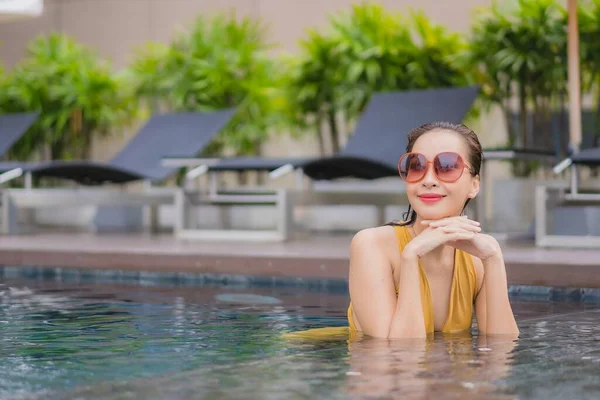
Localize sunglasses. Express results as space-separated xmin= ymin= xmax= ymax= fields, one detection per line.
xmin=398 ymin=152 xmax=474 ymax=183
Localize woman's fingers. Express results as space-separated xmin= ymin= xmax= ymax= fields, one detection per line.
xmin=424 ymin=219 xmax=481 ymax=232
xmin=450 ymin=231 xmax=476 ymax=241
xmin=422 ymin=216 xmax=480 ymax=228
xmin=440 ymin=226 xmax=478 ymax=237
xmin=430 ymin=216 xmax=479 ymax=226
xmin=446 ymin=222 xmax=481 ymax=232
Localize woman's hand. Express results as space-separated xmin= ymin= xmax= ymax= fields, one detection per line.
xmin=422 ymin=217 xmax=501 ymax=261
xmin=418 ymin=217 xmax=518 ymax=336
xmin=402 ymin=216 xmax=482 ymax=259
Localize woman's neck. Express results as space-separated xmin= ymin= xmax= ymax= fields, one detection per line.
xmin=411 ymin=215 xmax=426 ymax=236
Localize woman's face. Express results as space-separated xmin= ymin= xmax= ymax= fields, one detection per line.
xmin=404 ymin=129 xmax=480 ymax=221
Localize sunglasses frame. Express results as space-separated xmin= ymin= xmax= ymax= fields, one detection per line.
xmin=397 ymin=151 xmax=475 ymax=183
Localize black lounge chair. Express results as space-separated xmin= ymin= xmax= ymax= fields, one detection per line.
xmin=0 ymin=109 xmax=235 ymax=186
xmin=171 ymin=87 xmax=480 ymax=242
xmin=200 ymin=86 xmax=480 ymax=182
xmin=568 ymin=146 xmax=600 ymax=166
xmin=0 ymin=109 xmax=236 ymax=235
xmin=535 ymin=143 xmax=600 ymax=248
xmin=0 ymin=112 xmax=37 ymax=155
xmin=0 ymin=113 xmax=39 ymax=182
xmin=0 ymin=112 xmax=38 ymax=157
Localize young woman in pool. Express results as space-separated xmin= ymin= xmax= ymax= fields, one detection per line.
xmin=347 ymin=121 xmax=519 ymax=338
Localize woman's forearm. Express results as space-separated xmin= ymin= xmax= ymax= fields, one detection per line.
xmin=483 ymin=253 xmax=519 ymax=335
xmin=388 ymin=253 xmax=427 ymax=338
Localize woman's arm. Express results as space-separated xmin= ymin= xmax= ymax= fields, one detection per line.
xmin=389 ymin=251 xmax=427 ymax=338
xmin=475 ymin=251 xmax=519 ymax=336
xmin=348 ymin=228 xmax=426 ymax=339
xmin=419 ymin=218 xmax=518 ymax=336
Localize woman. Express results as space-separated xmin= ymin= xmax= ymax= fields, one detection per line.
xmin=348 ymin=121 xmax=519 ymax=338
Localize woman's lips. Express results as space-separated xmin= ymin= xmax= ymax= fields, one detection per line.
xmin=418 ymin=194 xmax=445 ymax=204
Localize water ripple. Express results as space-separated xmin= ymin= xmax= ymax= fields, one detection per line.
xmin=0 ymin=278 xmax=598 ymax=399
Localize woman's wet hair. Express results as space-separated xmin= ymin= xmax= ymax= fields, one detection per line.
xmin=388 ymin=121 xmax=483 ymax=227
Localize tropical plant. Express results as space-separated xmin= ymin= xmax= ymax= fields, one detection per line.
xmin=466 ymin=0 xmax=567 ymax=175
xmin=289 ymin=3 xmax=469 ymax=154
xmin=126 ymin=42 xmax=170 ymax=113
xmin=128 ymin=13 xmax=288 ymax=157
xmin=409 ymin=11 xmax=470 ymax=89
xmin=286 ymin=31 xmax=347 ymax=154
xmin=330 ymin=4 xmax=416 ymax=121
xmin=0 ymin=34 xmax=136 ymax=161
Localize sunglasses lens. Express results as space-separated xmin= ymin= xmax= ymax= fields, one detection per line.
xmin=399 ymin=153 xmax=427 ymax=182
xmin=435 ymin=152 xmax=464 ymax=182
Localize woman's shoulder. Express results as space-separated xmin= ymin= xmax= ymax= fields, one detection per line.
xmin=349 ymin=225 xmax=400 ymax=260
xmin=351 ymin=225 xmax=396 ymax=245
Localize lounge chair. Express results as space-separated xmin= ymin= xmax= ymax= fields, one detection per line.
xmin=169 ymin=85 xmax=481 ymax=194
xmin=169 ymin=86 xmax=480 ymax=241
xmin=0 ymin=112 xmax=37 ymax=232
xmin=0 ymin=112 xmax=39 ymax=156
xmin=472 ymin=110 xmax=600 ymax=238
xmin=0 ymin=112 xmax=39 ymax=184
xmin=191 ymin=86 xmax=481 ymax=180
xmin=535 ymin=145 xmax=600 ymax=248
xmin=0 ymin=109 xmax=235 ymax=235
xmin=1 ymin=109 xmax=235 ymax=185
xmin=475 ymin=147 xmax=558 ymax=237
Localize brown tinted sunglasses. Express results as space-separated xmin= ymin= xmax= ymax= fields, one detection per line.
xmin=398 ymin=152 xmax=474 ymax=183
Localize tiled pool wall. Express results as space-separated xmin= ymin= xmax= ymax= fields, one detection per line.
xmin=2 ymin=265 xmax=600 ymax=303
xmin=0 ymin=265 xmax=350 ymax=294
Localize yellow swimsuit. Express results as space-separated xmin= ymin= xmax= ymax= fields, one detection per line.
xmin=349 ymin=225 xmax=478 ymax=334
xmin=286 ymin=225 xmax=478 ymax=340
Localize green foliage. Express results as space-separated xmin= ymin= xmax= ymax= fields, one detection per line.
xmin=409 ymin=11 xmax=470 ymax=88
xmin=0 ymin=34 xmax=136 ymax=161
xmin=285 ymin=31 xmax=346 ymax=154
xmin=468 ymin=0 xmax=566 ymax=104
xmin=466 ymin=0 xmax=568 ymax=175
xmin=288 ymin=3 xmax=469 ymax=154
xmin=127 ymin=42 xmax=171 ymax=108
xmin=128 ymin=13 xmax=288 ymax=156
xmin=7 ymin=1 xmax=600 ymax=175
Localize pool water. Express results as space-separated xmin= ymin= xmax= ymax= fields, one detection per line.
xmin=1 ymin=268 xmax=600 ymax=400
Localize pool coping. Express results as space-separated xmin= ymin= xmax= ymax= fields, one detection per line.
xmin=0 ymin=242 xmax=599 ymax=289
xmin=0 ymin=232 xmax=599 ymax=291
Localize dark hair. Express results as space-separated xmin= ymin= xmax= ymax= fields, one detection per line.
xmin=388 ymin=121 xmax=483 ymax=227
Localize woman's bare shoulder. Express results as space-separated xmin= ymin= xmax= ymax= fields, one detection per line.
xmin=351 ymin=225 xmax=396 ymax=245
xmin=350 ymin=225 xmax=398 ymax=261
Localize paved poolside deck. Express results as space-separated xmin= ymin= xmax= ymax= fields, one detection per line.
xmin=0 ymin=233 xmax=599 ymax=288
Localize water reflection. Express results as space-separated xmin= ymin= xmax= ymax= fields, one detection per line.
xmin=344 ymin=333 xmax=518 ymax=399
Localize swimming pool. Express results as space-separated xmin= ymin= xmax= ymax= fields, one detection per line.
xmin=1 ymin=266 xmax=599 ymax=400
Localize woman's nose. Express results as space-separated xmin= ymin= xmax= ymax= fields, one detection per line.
xmin=421 ymin=164 xmax=439 ymax=187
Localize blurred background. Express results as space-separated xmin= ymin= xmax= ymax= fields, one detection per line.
xmin=3 ymin=0 xmax=595 ymax=165
xmin=1 ymin=0 xmax=599 ymax=234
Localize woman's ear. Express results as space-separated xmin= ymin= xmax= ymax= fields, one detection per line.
xmin=468 ymin=175 xmax=480 ymax=199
